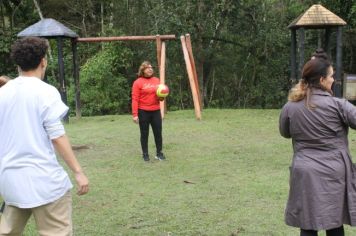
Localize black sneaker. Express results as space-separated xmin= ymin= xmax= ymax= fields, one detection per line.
xmin=155 ymin=152 xmax=166 ymax=161
xmin=143 ymin=153 xmax=150 ymax=162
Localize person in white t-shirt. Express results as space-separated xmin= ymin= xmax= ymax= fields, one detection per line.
xmin=0 ymin=75 xmax=10 ymax=87
xmin=0 ymin=37 xmax=89 ymax=236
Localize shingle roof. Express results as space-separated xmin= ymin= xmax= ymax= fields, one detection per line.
xmin=17 ymin=18 xmax=78 ymax=38
xmin=288 ymin=4 xmax=346 ymax=29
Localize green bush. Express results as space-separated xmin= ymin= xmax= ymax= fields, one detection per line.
xmin=77 ymin=43 xmax=133 ymax=116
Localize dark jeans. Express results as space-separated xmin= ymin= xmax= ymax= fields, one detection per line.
xmin=138 ymin=109 xmax=162 ymax=155
xmin=300 ymin=225 xmax=344 ymax=236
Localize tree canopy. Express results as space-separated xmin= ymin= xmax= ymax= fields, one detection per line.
xmin=1 ymin=0 xmax=356 ymax=115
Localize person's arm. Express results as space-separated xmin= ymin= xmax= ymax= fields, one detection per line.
xmin=132 ymin=80 xmax=140 ymax=123
xmin=279 ymin=104 xmax=291 ymax=138
xmin=338 ymin=98 xmax=356 ymax=130
xmin=52 ymin=135 xmax=89 ymax=195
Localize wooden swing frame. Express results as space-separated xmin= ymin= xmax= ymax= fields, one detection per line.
xmin=71 ymin=34 xmax=202 ymax=120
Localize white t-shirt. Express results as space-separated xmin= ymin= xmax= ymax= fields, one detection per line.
xmin=0 ymin=76 xmax=73 ymax=208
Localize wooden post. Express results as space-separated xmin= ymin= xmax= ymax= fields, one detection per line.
xmin=317 ymin=29 xmax=322 ymax=49
xmin=290 ymin=29 xmax=297 ymax=82
xmin=335 ymin=26 xmax=343 ymax=97
xmin=298 ymin=28 xmax=305 ymax=79
xmin=180 ymin=36 xmax=201 ymax=120
xmin=298 ymin=28 xmax=305 ymax=80
xmin=185 ymin=34 xmax=202 ymax=109
xmin=57 ymin=37 xmax=68 ymax=123
xmin=324 ymin=28 xmax=331 ymax=57
xmin=71 ymin=38 xmax=81 ymax=118
xmin=159 ymin=41 xmax=166 ymax=119
xmin=156 ymin=35 xmax=162 ymax=69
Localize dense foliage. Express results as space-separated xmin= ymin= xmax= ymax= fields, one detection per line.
xmin=77 ymin=42 xmax=133 ymax=116
xmin=1 ymin=0 xmax=356 ymax=115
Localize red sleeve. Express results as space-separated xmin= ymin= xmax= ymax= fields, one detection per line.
xmin=131 ymin=79 xmax=140 ymax=117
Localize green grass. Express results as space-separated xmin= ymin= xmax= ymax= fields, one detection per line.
xmin=21 ymin=109 xmax=356 ymax=235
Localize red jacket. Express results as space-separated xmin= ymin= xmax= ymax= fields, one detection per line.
xmin=131 ymin=76 xmax=160 ymax=117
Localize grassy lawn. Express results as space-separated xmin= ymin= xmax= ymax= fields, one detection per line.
xmin=22 ymin=109 xmax=356 ymax=235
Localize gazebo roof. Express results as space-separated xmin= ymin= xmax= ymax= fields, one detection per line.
xmin=288 ymin=4 xmax=346 ymax=29
xmin=17 ymin=18 xmax=78 ymax=38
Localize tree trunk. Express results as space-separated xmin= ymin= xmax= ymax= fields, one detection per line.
xmin=32 ymin=0 xmax=58 ymax=84
xmin=32 ymin=0 xmax=43 ymax=18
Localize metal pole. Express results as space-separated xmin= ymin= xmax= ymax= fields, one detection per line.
xmin=57 ymin=37 xmax=69 ymax=123
xmin=71 ymin=38 xmax=81 ymax=118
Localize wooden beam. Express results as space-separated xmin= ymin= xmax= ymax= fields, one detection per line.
xmin=290 ymin=29 xmax=297 ymax=82
xmin=324 ymin=28 xmax=331 ymax=57
xmin=335 ymin=26 xmax=343 ymax=98
xmin=156 ymin=35 xmax=162 ymax=69
xmin=180 ymin=36 xmax=202 ymax=120
xmin=76 ymin=35 xmax=176 ymax=42
xmin=159 ymin=42 xmax=167 ymax=119
xmin=185 ymin=34 xmax=202 ymax=109
xmin=298 ymin=28 xmax=305 ymax=80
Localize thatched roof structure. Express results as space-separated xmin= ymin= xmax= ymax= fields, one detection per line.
xmin=288 ymin=4 xmax=346 ymax=29
xmin=17 ymin=18 xmax=78 ymax=38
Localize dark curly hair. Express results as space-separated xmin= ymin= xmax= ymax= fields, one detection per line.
xmin=10 ymin=37 xmax=48 ymax=71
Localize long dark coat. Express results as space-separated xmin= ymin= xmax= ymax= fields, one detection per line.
xmin=279 ymin=89 xmax=356 ymax=230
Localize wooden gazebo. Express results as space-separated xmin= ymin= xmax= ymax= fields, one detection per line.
xmin=288 ymin=4 xmax=347 ymax=97
xmin=17 ymin=18 xmax=78 ymax=122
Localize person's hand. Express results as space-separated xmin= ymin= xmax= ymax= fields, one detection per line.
xmin=74 ymin=171 xmax=89 ymax=195
xmin=159 ymin=97 xmax=165 ymax=101
xmin=133 ymin=116 xmax=139 ymax=124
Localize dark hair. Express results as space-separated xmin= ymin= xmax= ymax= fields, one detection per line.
xmin=288 ymin=50 xmax=332 ymax=108
xmin=311 ymin=48 xmax=329 ymax=61
xmin=302 ymin=57 xmax=331 ymax=87
xmin=10 ymin=37 xmax=48 ymax=71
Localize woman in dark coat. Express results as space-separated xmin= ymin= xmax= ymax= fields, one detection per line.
xmin=279 ymin=50 xmax=356 ymax=236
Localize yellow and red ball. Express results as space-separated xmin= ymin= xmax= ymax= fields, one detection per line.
xmin=156 ymin=84 xmax=169 ymax=98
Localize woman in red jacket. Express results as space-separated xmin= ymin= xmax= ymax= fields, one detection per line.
xmin=131 ymin=61 xmax=166 ymax=162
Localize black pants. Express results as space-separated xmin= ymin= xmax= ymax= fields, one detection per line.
xmin=138 ymin=109 xmax=162 ymax=155
xmin=300 ymin=225 xmax=344 ymax=236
